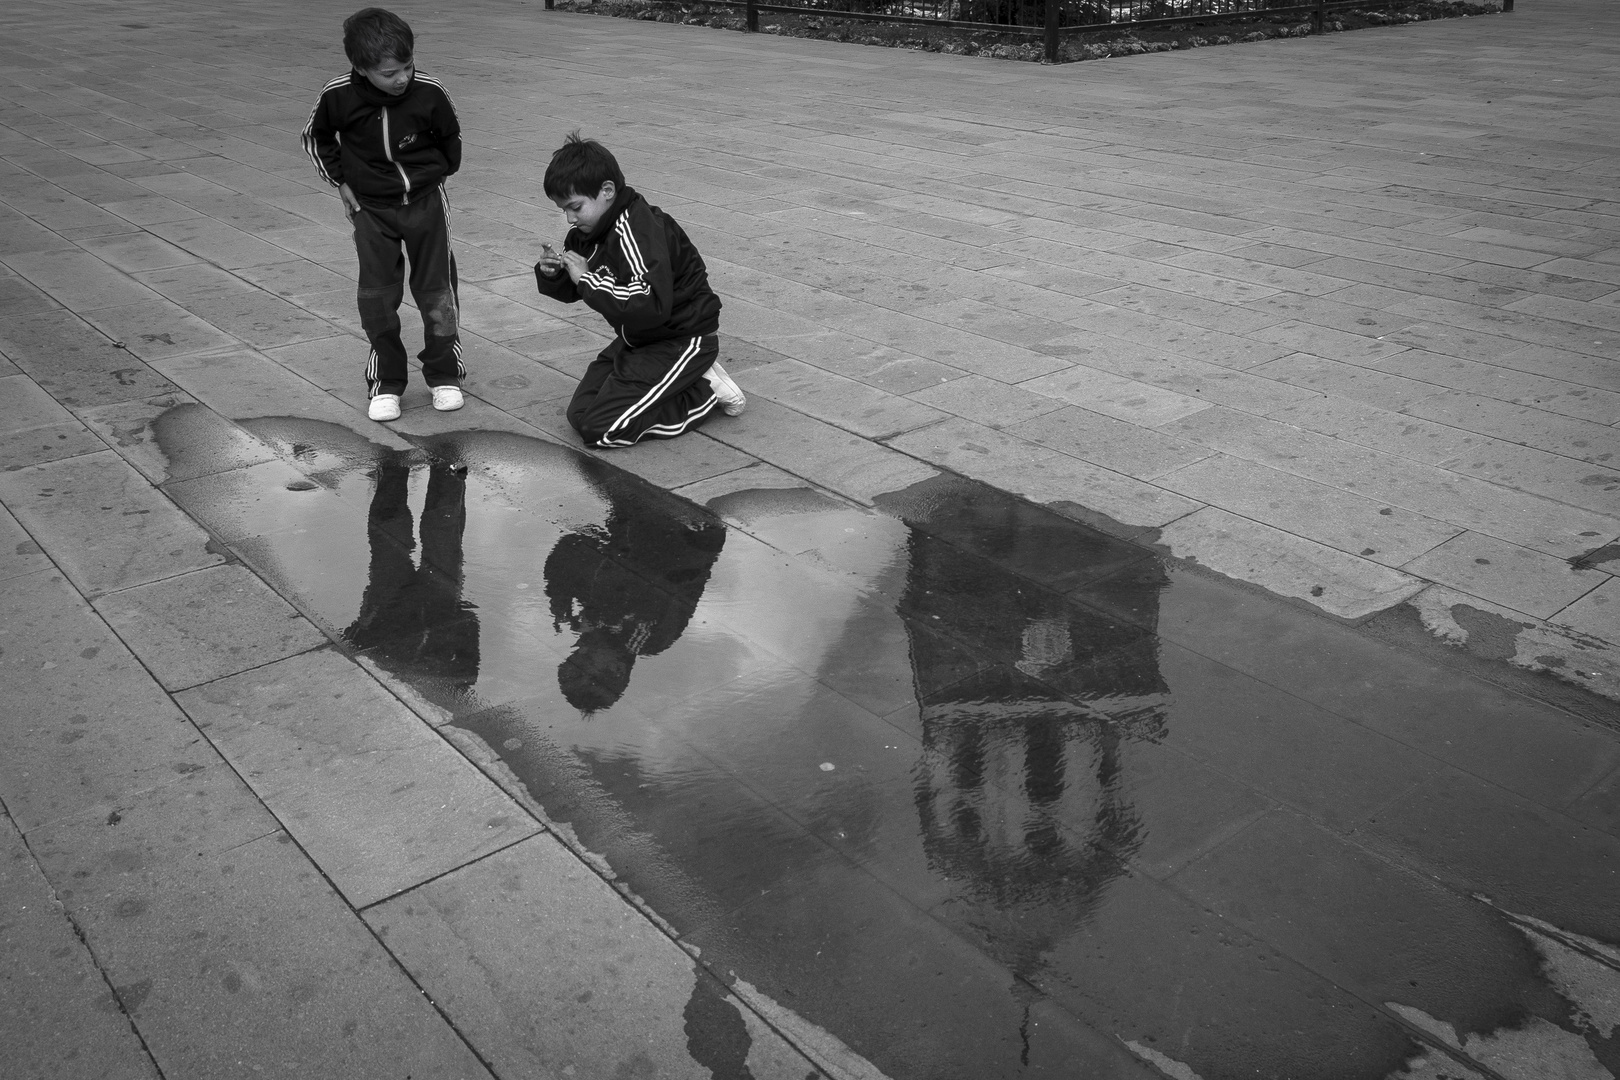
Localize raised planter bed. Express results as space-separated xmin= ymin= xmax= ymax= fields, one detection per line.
xmin=550 ymin=0 xmax=1506 ymax=63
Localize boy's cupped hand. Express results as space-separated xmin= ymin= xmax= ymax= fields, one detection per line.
xmin=537 ymin=242 xmax=567 ymax=279
xmin=537 ymin=244 xmax=587 ymax=283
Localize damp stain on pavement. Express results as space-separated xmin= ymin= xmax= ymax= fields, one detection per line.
xmin=683 ymin=969 xmax=759 ymax=1080
xmin=156 ymin=413 xmax=1620 ymax=1080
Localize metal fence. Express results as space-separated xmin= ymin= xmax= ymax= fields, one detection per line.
xmin=547 ymin=0 xmax=1509 ymax=61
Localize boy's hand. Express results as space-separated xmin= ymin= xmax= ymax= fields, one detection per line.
xmin=339 ymin=183 xmax=361 ymax=221
xmin=536 ymin=242 xmax=565 ymax=279
xmin=561 ymin=250 xmax=588 ymax=284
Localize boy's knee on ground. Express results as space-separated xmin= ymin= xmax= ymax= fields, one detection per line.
xmin=568 ymin=399 xmax=614 ymax=442
xmin=567 ymin=389 xmax=645 ymax=447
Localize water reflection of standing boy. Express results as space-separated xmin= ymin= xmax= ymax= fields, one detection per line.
xmin=343 ymin=454 xmax=480 ymax=686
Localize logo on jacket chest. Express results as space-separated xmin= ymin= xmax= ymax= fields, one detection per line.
xmin=587 ymin=253 xmax=625 ymax=285
xmin=397 ymin=132 xmax=419 ymax=148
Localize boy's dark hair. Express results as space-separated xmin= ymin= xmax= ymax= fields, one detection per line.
xmin=543 ymin=132 xmax=626 ymax=200
xmin=343 ymin=8 xmax=414 ymax=69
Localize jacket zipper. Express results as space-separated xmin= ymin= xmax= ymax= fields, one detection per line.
xmin=381 ymin=107 xmax=410 ymax=205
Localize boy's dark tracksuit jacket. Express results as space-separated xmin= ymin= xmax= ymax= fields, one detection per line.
xmin=300 ymin=72 xmax=464 ymax=396
xmin=300 ymin=70 xmax=461 ymax=207
xmin=535 ymin=187 xmax=724 ymax=447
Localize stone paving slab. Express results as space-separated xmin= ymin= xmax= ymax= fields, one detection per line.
xmin=1166 ymin=508 xmax=1432 ymax=615
xmin=1403 ymin=530 xmax=1607 ymax=620
xmin=0 ymin=265 xmax=66 ymax=316
xmin=0 ymin=568 xmax=217 ymax=834
xmin=711 ymin=397 xmax=942 ymax=503
xmin=149 ymin=348 xmax=409 ymax=439
xmin=0 ymin=372 xmax=106 ymax=468
xmin=988 ymin=866 xmax=1430 ymax=1080
xmin=0 ymin=310 xmax=180 ymax=410
xmin=3 ymin=248 xmax=164 ymax=312
xmin=1364 ymin=766 xmax=1620 ymax=943
xmin=0 ymin=451 xmax=222 ymax=597
xmin=174 ymin=649 xmax=539 ymax=908
xmin=0 ymin=813 xmax=160 ymax=1080
xmin=1171 ymin=810 xmax=1555 ymax=1057
xmin=1150 ymin=567 xmax=1620 ymax=810
xmin=364 ymin=834 xmax=828 ymax=1080
xmin=77 ymin=393 xmax=282 ymax=486
xmin=92 ymin=562 xmax=327 ymax=690
xmin=78 ymin=299 xmax=243 ymax=364
xmin=0 ymin=505 xmax=50 ymax=582
xmin=1011 ymin=407 xmax=1215 ymax=480
xmin=26 ymin=766 xmax=495 ymax=1080
xmin=1157 ymin=452 xmax=1465 ymax=566
xmin=646 ymin=779 xmax=1161 ymax=1076
xmin=1165 ymin=404 xmax=1619 ymax=559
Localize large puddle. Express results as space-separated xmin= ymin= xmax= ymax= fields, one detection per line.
xmin=160 ymin=410 xmax=1620 ymax=1080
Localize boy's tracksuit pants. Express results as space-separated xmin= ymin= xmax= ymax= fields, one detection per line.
xmin=567 ymin=333 xmax=721 ymax=448
xmin=354 ymin=186 xmax=463 ymax=398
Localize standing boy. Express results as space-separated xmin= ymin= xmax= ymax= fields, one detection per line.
xmin=535 ymin=133 xmax=745 ymax=448
xmin=301 ymin=7 xmax=465 ymax=422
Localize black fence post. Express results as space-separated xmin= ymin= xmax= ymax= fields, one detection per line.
xmin=1312 ymin=0 xmax=1324 ymax=32
xmin=747 ymin=0 xmax=759 ymax=30
xmin=1502 ymin=0 xmax=1514 ymax=9
xmin=545 ymin=0 xmax=554 ymax=8
xmin=1044 ymin=0 xmax=1060 ymax=62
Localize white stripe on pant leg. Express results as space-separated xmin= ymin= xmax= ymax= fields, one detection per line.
xmin=645 ymin=393 xmax=720 ymax=437
xmin=601 ymin=392 xmax=720 ymax=446
xmin=366 ymin=346 xmax=381 ymax=397
xmin=602 ymin=337 xmax=703 ymax=437
xmin=604 ymin=336 xmax=698 ymax=434
xmin=440 ymin=187 xmax=463 ymax=384
xmin=440 ymin=187 xmax=460 ymax=320
xmin=618 ymin=400 xmax=718 ymax=444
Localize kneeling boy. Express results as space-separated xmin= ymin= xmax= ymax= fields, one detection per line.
xmin=535 ymin=133 xmax=744 ymax=448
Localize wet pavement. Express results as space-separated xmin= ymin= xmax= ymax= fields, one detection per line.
xmin=129 ymin=413 xmax=1620 ymax=1079
xmin=4 ymin=0 xmax=1620 ymax=1077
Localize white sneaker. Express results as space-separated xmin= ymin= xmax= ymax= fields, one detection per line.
xmin=368 ymin=393 xmax=402 ymax=422
xmin=704 ymin=360 xmax=746 ymax=417
xmin=432 ymin=385 xmax=464 ymax=412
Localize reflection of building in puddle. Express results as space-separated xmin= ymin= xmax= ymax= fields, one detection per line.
xmin=544 ymin=457 xmax=725 ymax=714
xmin=896 ymin=499 xmax=1169 ymax=978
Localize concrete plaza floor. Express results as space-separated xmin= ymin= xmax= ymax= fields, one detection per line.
xmin=3 ymin=0 xmax=1620 ymax=1077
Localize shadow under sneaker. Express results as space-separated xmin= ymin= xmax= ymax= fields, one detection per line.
xmin=704 ymin=360 xmax=746 ymax=416
xmin=368 ymin=393 xmax=402 ymax=422
xmin=432 ymin=385 xmax=464 ymax=412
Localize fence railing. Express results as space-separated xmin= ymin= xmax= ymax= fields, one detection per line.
xmin=547 ymin=0 xmax=1510 ymax=61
